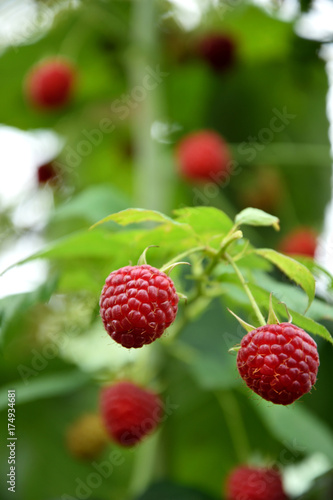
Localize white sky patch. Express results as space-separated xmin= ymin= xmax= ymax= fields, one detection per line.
xmin=0 ymin=234 xmax=48 ymax=299
xmin=0 ymin=0 xmax=80 ymax=51
xmin=296 ymin=0 xmax=333 ymax=40
xmin=251 ymin=0 xmax=299 ymax=20
xmin=284 ymin=453 xmax=332 ymax=496
xmin=151 ymin=120 xmax=182 ymax=144
xmin=0 ymin=126 xmax=63 ymax=297
xmin=0 ymin=125 xmax=63 ymax=208
xmin=315 ymin=44 xmax=333 ymax=281
xmin=166 ymin=0 xmax=207 ymax=30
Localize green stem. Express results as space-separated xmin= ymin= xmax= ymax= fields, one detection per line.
xmin=129 ymin=0 xmax=171 ymax=212
xmin=225 ymin=253 xmax=266 ymax=326
xmin=215 ymin=391 xmax=251 ymax=463
xmin=160 ymin=246 xmax=208 ymax=271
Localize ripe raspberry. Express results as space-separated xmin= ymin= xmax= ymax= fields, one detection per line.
xmin=37 ymin=163 xmax=57 ymax=184
xmin=226 ymin=466 xmax=288 ymax=500
xmin=237 ymin=323 xmax=319 ymax=405
xmin=25 ymin=58 xmax=75 ymax=110
xmin=100 ymin=381 xmax=163 ymax=447
xmin=100 ymin=264 xmax=179 ymax=348
xmin=66 ymin=413 xmax=108 ymax=461
xmin=279 ymin=228 xmax=317 ymax=258
xmin=198 ymin=33 xmax=236 ymax=72
xmin=176 ymin=130 xmax=231 ymax=182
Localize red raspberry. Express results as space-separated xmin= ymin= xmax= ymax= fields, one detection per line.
xmin=198 ymin=33 xmax=236 ymax=72
xmin=37 ymin=163 xmax=58 ymax=184
xmin=279 ymin=228 xmax=317 ymax=258
xmin=99 ymin=264 xmax=179 ymax=348
xmin=176 ymin=130 xmax=231 ymax=182
xmin=100 ymin=381 xmax=163 ymax=447
xmin=25 ymin=58 xmax=75 ymax=110
xmin=237 ymin=323 xmax=319 ymax=405
xmin=226 ymin=466 xmax=288 ymax=500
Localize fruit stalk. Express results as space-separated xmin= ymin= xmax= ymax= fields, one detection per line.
xmin=225 ymin=253 xmax=266 ymax=326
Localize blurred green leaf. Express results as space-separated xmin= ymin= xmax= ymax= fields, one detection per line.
xmin=251 ymin=400 xmax=333 ymax=463
xmin=0 ymin=371 xmax=89 ymax=411
xmin=50 ymin=184 xmax=129 ymax=224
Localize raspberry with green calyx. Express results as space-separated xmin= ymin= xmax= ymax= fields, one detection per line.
xmin=100 ymin=260 xmax=179 ymax=348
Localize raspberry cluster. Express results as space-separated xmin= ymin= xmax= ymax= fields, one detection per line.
xmin=237 ymin=322 xmax=319 ymax=405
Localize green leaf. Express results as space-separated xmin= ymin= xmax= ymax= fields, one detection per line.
xmin=251 ymin=400 xmax=333 ymax=463
xmin=0 ymin=371 xmax=89 ymax=411
xmin=173 ymin=207 xmax=234 ymax=246
xmin=235 ymin=208 xmax=280 ymax=230
xmin=91 ymin=208 xmax=178 ymax=229
xmin=255 ymin=249 xmax=315 ymax=309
